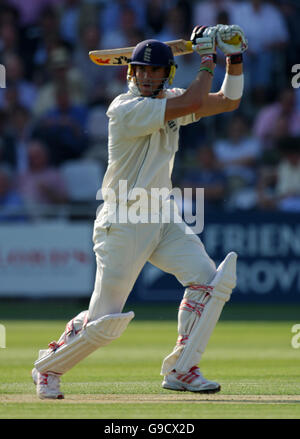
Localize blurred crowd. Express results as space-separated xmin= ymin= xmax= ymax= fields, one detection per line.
xmin=0 ymin=0 xmax=300 ymax=221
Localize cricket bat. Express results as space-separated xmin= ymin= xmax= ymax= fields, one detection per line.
xmin=89 ymin=35 xmax=241 ymax=67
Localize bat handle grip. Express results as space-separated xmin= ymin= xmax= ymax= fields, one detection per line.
xmin=186 ymin=41 xmax=193 ymax=51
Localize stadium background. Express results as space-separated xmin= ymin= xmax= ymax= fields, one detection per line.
xmin=0 ymin=0 xmax=299 ymax=308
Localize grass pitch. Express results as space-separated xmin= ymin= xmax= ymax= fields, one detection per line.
xmin=0 ymin=302 xmax=300 ymax=419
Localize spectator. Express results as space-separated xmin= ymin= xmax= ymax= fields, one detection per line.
xmin=181 ymin=144 xmax=226 ymax=212
xmin=0 ymin=3 xmax=38 ymax=80
xmin=33 ymin=46 xmax=86 ymax=116
xmin=0 ymin=20 xmax=20 ymax=58
xmin=296 ymin=87 xmax=300 ymax=113
xmin=278 ymin=0 xmax=300 ymax=69
xmin=17 ymin=139 xmax=68 ymax=211
xmin=111 ymin=27 xmax=147 ymax=96
xmin=5 ymin=105 xmax=33 ymax=174
xmin=154 ymin=4 xmax=189 ymax=42
xmin=231 ymin=0 xmax=289 ymax=105
xmin=145 ymin=0 xmax=167 ymax=35
xmin=31 ymin=5 xmax=71 ymax=81
xmin=0 ymin=110 xmax=12 ymax=163
xmin=171 ymin=1 xmax=203 ymax=90
xmin=0 ymin=164 xmax=25 ymax=221
xmin=0 ymin=3 xmax=20 ymax=28
xmin=257 ymin=112 xmax=290 ymax=168
xmin=84 ymin=104 xmax=109 ymax=166
xmin=100 ymin=5 xmax=141 ymax=50
xmin=73 ymin=23 xmax=116 ymax=105
xmin=154 ymin=3 xmax=194 ymax=87
xmin=172 ymin=52 xmax=199 ymax=89
xmin=253 ymin=88 xmax=300 ymax=150
xmin=0 ymin=84 xmax=20 ymax=115
xmin=58 ymin=0 xmax=82 ymax=47
xmin=99 ymin=0 xmax=145 ymax=35
xmin=213 ymin=114 xmax=261 ymax=208
xmin=98 ymin=7 xmax=146 ymax=96
xmin=193 ymin=0 xmax=235 ymax=26
xmin=0 ymin=53 xmax=37 ymax=110
xmin=33 ymin=83 xmax=88 ymax=165
xmin=6 ymin=0 xmax=61 ymax=28
xmin=175 ymin=0 xmax=193 ymax=35
xmin=257 ymin=136 xmax=300 ymax=212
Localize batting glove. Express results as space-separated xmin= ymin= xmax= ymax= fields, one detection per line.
xmin=216 ymin=24 xmax=248 ymax=56
xmin=190 ymin=25 xmax=217 ymax=59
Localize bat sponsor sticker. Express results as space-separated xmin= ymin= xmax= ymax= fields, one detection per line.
xmin=95 ymin=58 xmax=110 ymax=64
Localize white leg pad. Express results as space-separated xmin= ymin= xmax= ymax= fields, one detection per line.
xmin=34 ymin=311 xmax=134 ymax=375
xmin=161 ymin=252 xmax=237 ymax=375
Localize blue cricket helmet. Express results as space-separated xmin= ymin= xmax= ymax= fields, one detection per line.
xmin=130 ymin=39 xmax=175 ymax=67
xmin=128 ymin=39 xmax=177 ymax=87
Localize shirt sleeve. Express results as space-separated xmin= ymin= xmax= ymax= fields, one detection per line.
xmin=166 ymin=88 xmax=201 ymax=126
xmin=108 ymin=95 xmax=167 ymax=138
xmin=178 ymin=112 xmax=201 ymax=126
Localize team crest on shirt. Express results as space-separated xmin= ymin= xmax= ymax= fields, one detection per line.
xmin=168 ymin=120 xmax=177 ymax=132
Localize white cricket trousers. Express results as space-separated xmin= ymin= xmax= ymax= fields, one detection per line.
xmin=88 ymin=202 xmax=216 ymax=321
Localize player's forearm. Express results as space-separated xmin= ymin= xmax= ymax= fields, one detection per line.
xmin=226 ymin=56 xmax=243 ymax=75
xmin=193 ymin=57 xmax=243 ymax=119
xmin=220 ymin=57 xmax=244 ymax=110
xmin=186 ymin=60 xmax=215 ymax=110
xmin=164 ymin=60 xmax=215 ymax=121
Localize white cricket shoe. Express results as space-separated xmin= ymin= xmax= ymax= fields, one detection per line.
xmin=32 ymin=367 xmax=64 ymax=399
xmin=162 ymin=366 xmax=221 ymax=393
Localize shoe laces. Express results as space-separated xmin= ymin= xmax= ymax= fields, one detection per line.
xmin=47 ymin=374 xmax=61 ymax=391
xmin=38 ymin=373 xmax=48 ymax=386
xmin=189 ymin=366 xmax=203 ymax=376
xmin=174 ymin=366 xmax=206 ymax=384
xmin=39 ymin=372 xmax=61 ymax=391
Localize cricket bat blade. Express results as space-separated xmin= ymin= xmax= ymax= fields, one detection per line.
xmin=89 ymin=35 xmax=241 ymax=66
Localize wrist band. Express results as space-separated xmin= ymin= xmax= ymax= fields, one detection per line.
xmin=228 ymin=53 xmax=243 ymax=64
xmin=199 ymin=66 xmax=214 ymax=76
xmin=201 ymin=54 xmax=217 ymax=64
xmin=221 ymin=73 xmax=244 ymax=100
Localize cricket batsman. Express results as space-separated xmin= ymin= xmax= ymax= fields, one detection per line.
xmin=32 ymin=24 xmax=248 ymax=398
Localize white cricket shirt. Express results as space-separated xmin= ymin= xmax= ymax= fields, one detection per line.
xmin=102 ymin=88 xmax=199 ymax=202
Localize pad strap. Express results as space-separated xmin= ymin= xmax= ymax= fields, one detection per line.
xmin=34 ymin=312 xmax=134 ymax=375
xmin=161 ymin=252 xmax=237 ymax=375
